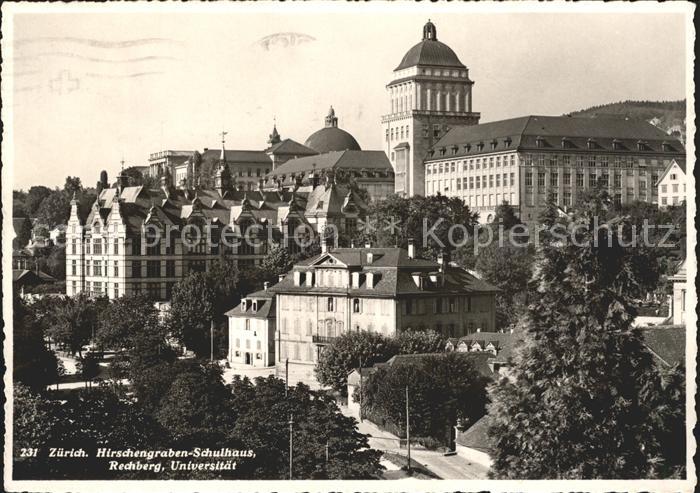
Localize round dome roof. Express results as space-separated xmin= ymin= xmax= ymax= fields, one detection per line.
xmin=304 ymin=106 xmax=361 ymax=153
xmin=304 ymin=127 xmax=361 ymax=154
xmin=395 ymin=21 xmax=466 ymax=71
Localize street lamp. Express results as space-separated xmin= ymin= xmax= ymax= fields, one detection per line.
xmin=288 ymin=414 xmax=294 ymax=480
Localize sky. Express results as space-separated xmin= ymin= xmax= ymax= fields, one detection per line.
xmin=5 ymin=6 xmax=689 ymax=191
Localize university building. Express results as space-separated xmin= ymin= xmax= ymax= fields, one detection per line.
xmin=264 ymin=107 xmax=395 ymax=202
xmin=382 ymin=20 xmax=480 ymax=197
xmin=423 ymin=115 xmax=685 ymax=222
xmin=65 ymin=165 xmax=369 ymax=300
xmin=269 ymin=241 xmax=499 ymax=387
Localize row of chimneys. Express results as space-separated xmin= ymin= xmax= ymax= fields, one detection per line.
xmin=320 ymin=237 xmax=423 ymax=263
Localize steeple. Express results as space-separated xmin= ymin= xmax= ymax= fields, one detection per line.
xmin=423 ymin=19 xmax=437 ymax=41
xmin=324 ymin=106 xmax=338 ymax=128
xmin=220 ymin=130 xmax=228 ymax=163
xmin=268 ymin=119 xmax=281 ymax=146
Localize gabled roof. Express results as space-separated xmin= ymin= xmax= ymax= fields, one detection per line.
xmin=455 ymin=415 xmax=494 ymax=453
xmin=268 ymin=138 xmax=318 ymax=157
xmin=641 ymin=326 xmax=685 ymax=367
xmin=427 ymin=115 xmax=685 ymax=161
xmin=656 ymin=158 xmax=687 ymax=185
xmin=458 ymin=331 xmax=512 ymax=349
xmin=201 ymin=149 xmax=271 ymax=164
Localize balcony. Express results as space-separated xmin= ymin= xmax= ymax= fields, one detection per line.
xmin=312 ymin=335 xmax=338 ymax=345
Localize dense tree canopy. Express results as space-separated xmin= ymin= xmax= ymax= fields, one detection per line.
xmin=486 ymin=191 xmax=685 ymax=479
xmin=230 ymin=376 xmax=383 ymax=479
xmin=361 ymin=352 xmax=490 ymax=446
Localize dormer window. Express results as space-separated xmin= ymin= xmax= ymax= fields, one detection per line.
xmin=636 ymin=140 xmax=647 ymax=151
xmin=587 ymin=138 xmax=597 ymax=150
xmin=661 ymin=141 xmax=673 ymax=152
xmin=561 ymin=137 xmax=571 ymax=149
xmin=477 ymin=142 xmax=484 ymax=152
xmin=491 ymin=139 xmax=498 ymax=150
xmin=465 ymin=144 xmax=472 ymax=152
xmin=439 ymin=148 xmax=446 ymax=156
xmin=252 ymin=301 xmax=258 ymax=313
xmin=504 ymin=137 xmax=512 ymax=147
xmin=535 ymin=136 xmax=545 ymax=148
xmin=612 ymin=139 xmax=623 ymax=151
xmin=451 ymin=146 xmax=458 ymax=155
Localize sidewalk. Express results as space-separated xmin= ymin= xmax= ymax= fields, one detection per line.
xmin=340 ymin=405 xmax=489 ymax=480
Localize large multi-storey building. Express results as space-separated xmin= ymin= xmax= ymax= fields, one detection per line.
xmin=263 ymin=107 xmax=396 ymax=202
xmin=382 ymin=20 xmax=480 ymax=197
xmin=423 ymin=115 xmax=685 ymax=222
xmin=270 ymin=242 xmax=498 ymax=387
xmin=65 ymin=169 xmax=369 ymax=300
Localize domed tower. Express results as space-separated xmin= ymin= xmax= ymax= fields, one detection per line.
xmin=304 ymin=106 xmax=361 ymax=154
xmin=383 ymin=20 xmax=480 ymax=196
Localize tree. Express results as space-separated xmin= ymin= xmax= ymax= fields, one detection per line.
xmin=13 ymin=295 xmax=60 ymax=391
xmin=25 ymin=185 xmax=52 ymax=215
xmin=64 ymin=176 xmax=83 ymax=196
xmin=230 ymin=376 xmax=383 ymax=479
xmin=486 ymin=197 xmax=684 ymax=479
xmin=48 ymin=295 xmax=100 ymax=356
xmin=474 ymin=240 xmax=535 ymax=328
xmin=395 ymin=329 xmax=446 ymax=354
xmin=169 ymin=259 xmax=240 ymax=358
xmin=156 ymin=360 xmax=236 ymax=447
xmin=361 ymin=352 xmax=490 ymax=446
xmin=76 ymin=353 xmax=100 ymax=387
xmin=493 ymin=200 xmax=522 ymax=230
xmin=315 ymin=331 xmax=399 ymax=394
xmin=365 ymin=194 xmax=478 ymax=260
xmin=96 ymin=294 xmax=163 ymax=351
xmin=35 ymin=189 xmax=71 ymax=229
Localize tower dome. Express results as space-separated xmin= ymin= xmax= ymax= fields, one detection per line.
xmin=304 ymin=106 xmax=361 ymax=153
xmin=395 ymin=20 xmax=466 ymax=71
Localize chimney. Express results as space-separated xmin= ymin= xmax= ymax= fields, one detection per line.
xmin=476 ymin=327 xmax=481 ymax=333
xmin=278 ymin=274 xmax=286 ymax=283
xmin=366 ymin=252 xmax=374 ymax=264
xmin=264 ymin=281 xmax=269 ymax=291
xmin=407 ymin=238 xmax=415 ymax=259
xmin=364 ymin=241 xmax=371 ymax=248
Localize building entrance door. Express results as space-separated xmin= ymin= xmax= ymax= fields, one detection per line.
xmin=245 ymin=352 xmax=252 ymax=365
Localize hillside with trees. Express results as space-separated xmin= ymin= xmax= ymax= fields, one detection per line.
xmin=566 ymin=100 xmax=685 ymax=140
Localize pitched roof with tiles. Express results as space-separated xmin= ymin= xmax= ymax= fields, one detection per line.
xmin=641 ymin=326 xmax=685 ymax=367
xmin=266 ymin=150 xmax=392 ymax=178
xmin=656 ymin=158 xmax=687 ymax=185
xmin=272 ymin=247 xmax=499 ymax=297
xmin=268 ymin=138 xmax=318 ymax=157
xmin=455 ymin=415 xmax=494 ymax=453
xmin=427 ymin=115 xmax=685 ymax=161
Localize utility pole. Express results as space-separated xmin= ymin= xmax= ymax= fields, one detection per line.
xmin=288 ymin=414 xmax=294 ymax=480
xmin=406 ymin=385 xmax=411 ymax=473
xmin=325 ymin=440 xmax=329 ymax=464
xmin=359 ymin=356 xmax=364 ymax=422
xmin=285 ymin=358 xmax=289 ymax=397
xmin=210 ymin=319 xmax=214 ymax=362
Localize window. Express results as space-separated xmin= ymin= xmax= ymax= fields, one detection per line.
xmin=93 ymin=239 xmax=102 ymax=255
xmin=166 ymin=260 xmax=175 ymax=277
xmin=551 ymin=172 xmax=558 ymax=186
xmin=661 ymin=197 xmax=667 ymax=205
xmin=449 ymin=297 xmax=457 ymax=313
xmin=85 ymin=242 xmax=90 ymax=255
xmin=510 ymin=172 xmax=515 ymax=185
xmin=563 ymin=155 xmax=571 ymax=166
xmin=114 ymin=283 xmax=119 ymax=298
xmin=113 ymin=239 xmax=119 ymax=255
xmin=476 ymin=176 xmax=481 ymax=188
xmin=614 ymin=173 xmax=622 ymax=188
xmin=502 ymin=173 xmax=508 ymax=187
xmin=588 ymin=155 xmax=596 ymax=167
xmin=600 ymin=173 xmax=609 ymax=187
xmin=327 ymin=297 xmax=334 ymax=312
xmin=496 ymin=174 xmax=501 ymax=187
xmin=489 ymin=175 xmax=494 ymax=188
xmin=576 ymin=173 xmax=584 ymax=187
xmin=85 ymin=260 xmax=91 ymax=276
xmin=563 ymin=172 xmax=571 ymax=185
xmin=132 ymin=260 xmax=142 ymax=278
xmin=672 ymin=184 xmax=678 ymax=193
xmin=525 ymin=172 xmax=533 ymax=186
xmin=600 ymin=156 xmax=609 ymax=168
xmin=113 ymin=261 xmax=119 ymax=277
xmin=71 ymin=260 xmax=77 ymax=276
xmin=94 ymin=260 xmax=102 ymax=276
xmin=589 ymin=174 xmax=597 ymax=187
xmin=433 ymin=124 xmax=440 ymax=138
xmin=71 ymin=239 xmax=77 ymax=255
xmin=131 ymin=237 xmax=141 ymax=256
xmin=670 ymin=173 xmax=677 ymax=180
xmin=147 ymin=282 xmax=161 ymax=299
xmin=469 ymin=177 xmax=474 ymax=189
xmin=661 ymin=184 xmax=667 ymax=193
xmin=538 ymin=172 xmax=545 ymax=187
xmin=353 ymin=298 xmax=361 ymax=313
xmin=147 ymin=260 xmax=161 ymax=277
xmin=563 ymin=191 xmax=572 ymax=206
